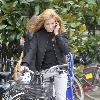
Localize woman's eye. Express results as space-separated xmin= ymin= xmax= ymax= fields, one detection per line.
xmin=52 ymin=23 xmax=54 ymax=24
xmin=46 ymin=23 xmax=49 ymax=25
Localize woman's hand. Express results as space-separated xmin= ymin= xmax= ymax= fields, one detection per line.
xmin=54 ymin=22 xmax=60 ymax=36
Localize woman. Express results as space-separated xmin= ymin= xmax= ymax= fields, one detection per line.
xmin=21 ymin=9 xmax=70 ymax=100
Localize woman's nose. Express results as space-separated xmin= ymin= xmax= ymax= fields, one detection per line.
xmin=49 ymin=25 xmax=53 ymax=29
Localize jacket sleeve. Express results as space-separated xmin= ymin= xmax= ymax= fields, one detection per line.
xmin=23 ymin=33 xmax=33 ymax=56
xmin=55 ymin=32 xmax=70 ymax=55
xmin=21 ymin=34 xmax=37 ymax=71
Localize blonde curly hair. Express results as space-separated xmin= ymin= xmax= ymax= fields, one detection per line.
xmin=27 ymin=9 xmax=66 ymax=34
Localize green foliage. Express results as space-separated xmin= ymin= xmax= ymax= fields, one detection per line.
xmin=0 ymin=0 xmax=53 ymax=43
xmin=74 ymin=65 xmax=83 ymax=76
xmin=0 ymin=0 xmax=100 ymax=62
xmin=0 ymin=0 xmax=28 ymax=42
xmin=53 ymin=0 xmax=100 ymax=63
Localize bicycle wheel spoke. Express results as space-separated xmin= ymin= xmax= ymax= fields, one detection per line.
xmin=73 ymin=76 xmax=84 ymax=100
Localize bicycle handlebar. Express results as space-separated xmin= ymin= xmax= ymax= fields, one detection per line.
xmin=45 ymin=64 xmax=69 ymax=73
xmin=50 ymin=64 xmax=69 ymax=69
xmin=24 ymin=64 xmax=69 ymax=75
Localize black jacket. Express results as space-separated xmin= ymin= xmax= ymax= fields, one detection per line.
xmin=24 ymin=33 xmax=33 ymax=56
xmin=22 ymin=29 xmax=69 ymax=71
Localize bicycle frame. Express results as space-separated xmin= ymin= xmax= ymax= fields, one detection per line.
xmin=49 ymin=53 xmax=74 ymax=100
xmin=66 ymin=53 xmax=74 ymax=100
xmin=37 ymin=53 xmax=75 ymax=100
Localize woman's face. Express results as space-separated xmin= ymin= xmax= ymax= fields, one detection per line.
xmin=44 ymin=17 xmax=56 ymax=32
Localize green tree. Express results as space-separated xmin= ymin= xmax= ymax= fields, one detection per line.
xmin=0 ymin=0 xmax=100 ymax=63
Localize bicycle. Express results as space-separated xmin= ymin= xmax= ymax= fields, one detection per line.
xmin=74 ymin=64 xmax=100 ymax=100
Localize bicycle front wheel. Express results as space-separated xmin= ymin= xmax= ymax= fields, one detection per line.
xmin=73 ymin=76 xmax=84 ymax=100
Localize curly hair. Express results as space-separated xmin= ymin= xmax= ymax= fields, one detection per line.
xmin=27 ymin=9 xmax=66 ymax=34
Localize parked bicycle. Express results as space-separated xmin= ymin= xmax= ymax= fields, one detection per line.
xmin=74 ymin=64 xmax=100 ymax=100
